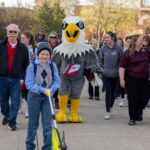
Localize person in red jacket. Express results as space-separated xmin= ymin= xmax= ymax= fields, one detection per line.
xmin=0 ymin=24 xmax=29 ymax=130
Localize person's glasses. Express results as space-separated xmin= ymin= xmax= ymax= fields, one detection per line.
xmin=49 ymin=36 xmax=57 ymax=39
xmin=9 ymin=30 xmax=18 ymax=34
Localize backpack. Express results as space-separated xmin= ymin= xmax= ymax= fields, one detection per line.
xmin=32 ymin=61 xmax=54 ymax=80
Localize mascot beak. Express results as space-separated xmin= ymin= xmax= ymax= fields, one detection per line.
xmin=64 ymin=23 xmax=80 ymax=42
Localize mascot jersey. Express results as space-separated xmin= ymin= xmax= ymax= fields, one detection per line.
xmin=52 ymin=16 xmax=99 ymax=123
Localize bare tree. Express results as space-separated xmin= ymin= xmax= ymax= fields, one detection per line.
xmin=60 ymin=0 xmax=79 ymax=15
xmin=0 ymin=4 xmax=34 ymax=39
xmin=81 ymin=0 xmax=138 ymax=42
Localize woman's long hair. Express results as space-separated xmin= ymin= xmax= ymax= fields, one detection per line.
xmin=129 ymin=34 xmax=140 ymax=56
xmin=106 ymin=31 xmax=117 ymax=43
xmin=21 ymin=30 xmax=36 ymax=48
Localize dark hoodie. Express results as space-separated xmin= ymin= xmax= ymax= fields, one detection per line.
xmin=98 ymin=44 xmax=123 ymax=78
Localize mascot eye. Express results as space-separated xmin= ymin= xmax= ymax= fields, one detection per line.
xmin=62 ymin=22 xmax=68 ymax=30
xmin=76 ymin=21 xmax=84 ymax=29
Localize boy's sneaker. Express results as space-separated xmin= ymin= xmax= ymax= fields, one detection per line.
xmin=8 ymin=124 xmax=17 ymax=131
xmin=104 ymin=112 xmax=111 ymax=120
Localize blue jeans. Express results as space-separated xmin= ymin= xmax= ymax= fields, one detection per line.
xmin=1 ymin=99 xmax=10 ymax=118
xmin=0 ymin=77 xmax=20 ymax=125
xmin=26 ymin=92 xmax=52 ymax=150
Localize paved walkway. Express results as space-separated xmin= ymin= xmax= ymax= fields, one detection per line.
xmin=0 ymin=82 xmax=150 ymax=150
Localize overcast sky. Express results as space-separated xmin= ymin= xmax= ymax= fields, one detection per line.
xmin=0 ymin=0 xmax=34 ymax=6
xmin=0 ymin=0 xmax=141 ymax=7
xmin=0 ymin=0 xmax=91 ymax=6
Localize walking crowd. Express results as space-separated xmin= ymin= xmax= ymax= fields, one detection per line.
xmin=0 ymin=16 xmax=150 ymax=150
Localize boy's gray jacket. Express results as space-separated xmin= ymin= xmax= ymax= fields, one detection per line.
xmin=98 ymin=44 xmax=123 ymax=78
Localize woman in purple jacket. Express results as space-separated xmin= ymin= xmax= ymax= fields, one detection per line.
xmin=119 ymin=34 xmax=150 ymax=126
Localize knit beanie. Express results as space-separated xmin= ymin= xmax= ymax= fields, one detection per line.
xmin=37 ymin=42 xmax=52 ymax=55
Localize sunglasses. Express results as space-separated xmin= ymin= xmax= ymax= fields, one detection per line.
xmin=9 ymin=30 xmax=18 ymax=34
xmin=49 ymin=36 xmax=57 ymax=39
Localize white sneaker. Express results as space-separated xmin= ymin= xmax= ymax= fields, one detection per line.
xmin=104 ymin=112 xmax=111 ymax=120
xmin=119 ymin=99 xmax=128 ymax=107
xmin=25 ymin=111 xmax=29 ymax=118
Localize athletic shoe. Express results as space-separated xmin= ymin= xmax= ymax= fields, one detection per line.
xmin=25 ymin=111 xmax=29 ymax=118
xmin=95 ymin=97 xmax=100 ymax=100
xmin=89 ymin=96 xmax=93 ymax=100
xmin=2 ymin=117 xmax=8 ymax=125
xmin=128 ymin=120 xmax=136 ymax=126
xmin=104 ymin=112 xmax=111 ymax=120
xmin=8 ymin=124 xmax=17 ymax=131
xmin=119 ymin=99 xmax=128 ymax=107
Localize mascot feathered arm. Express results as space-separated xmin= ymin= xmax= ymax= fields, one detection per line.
xmin=85 ymin=50 xmax=101 ymax=73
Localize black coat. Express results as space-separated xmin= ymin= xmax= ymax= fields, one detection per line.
xmin=0 ymin=38 xmax=29 ymax=78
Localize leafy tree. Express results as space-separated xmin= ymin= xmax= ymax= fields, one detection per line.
xmin=33 ymin=1 xmax=65 ymax=34
xmin=52 ymin=3 xmax=66 ymax=33
xmin=35 ymin=0 xmax=79 ymax=15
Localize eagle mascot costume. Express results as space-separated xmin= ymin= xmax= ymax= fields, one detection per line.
xmin=52 ymin=16 xmax=99 ymax=123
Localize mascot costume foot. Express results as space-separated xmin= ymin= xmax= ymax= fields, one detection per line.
xmin=68 ymin=98 xmax=82 ymax=123
xmin=56 ymin=95 xmax=68 ymax=122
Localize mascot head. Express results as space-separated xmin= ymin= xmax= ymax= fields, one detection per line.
xmin=54 ymin=16 xmax=92 ymax=58
xmin=62 ymin=16 xmax=85 ymax=45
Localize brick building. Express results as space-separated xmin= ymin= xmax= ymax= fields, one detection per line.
xmin=137 ymin=0 xmax=150 ymax=35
